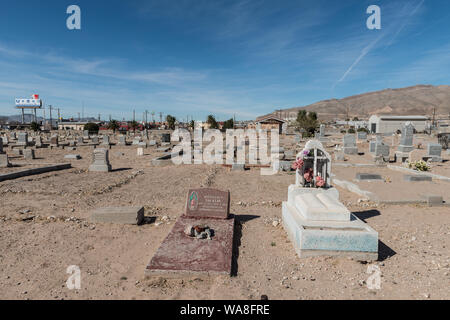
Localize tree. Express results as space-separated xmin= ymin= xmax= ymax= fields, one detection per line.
xmin=129 ymin=120 xmax=139 ymax=133
xmin=166 ymin=115 xmax=176 ymax=130
xmin=108 ymin=120 xmax=120 ymax=133
xmin=189 ymin=120 xmax=195 ymax=130
xmin=206 ymin=115 xmax=219 ymax=129
xmin=30 ymin=122 xmax=40 ymax=132
xmin=296 ymin=111 xmax=318 ymax=137
xmin=222 ymin=118 xmax=234 ymax=130
xmin=84 ymin=122 xmax=99 ymax=134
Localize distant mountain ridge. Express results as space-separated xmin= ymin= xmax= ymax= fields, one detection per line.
xmin=263 ymin=85 xmax=450 ymax=121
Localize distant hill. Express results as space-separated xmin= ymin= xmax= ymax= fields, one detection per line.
xmin=262 ymin=85 xmax=450 ymax=121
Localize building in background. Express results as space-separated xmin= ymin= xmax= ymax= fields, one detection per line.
xmin=368 ymin=115 xmax=429 ymax=134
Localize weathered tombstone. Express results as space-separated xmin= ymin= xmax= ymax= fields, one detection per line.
xmin=0 ymin=154 xmax=11 ymax=168
xmin=50 ymin=135 xmax=59 ymax=147
xmin=17 ymin=132 xmax=28 ymax=146
xmin=319 ymin=124 xmax=325 ymax=138
xmin=357 ymin=131 xmax=367 ymax=140
xmin=161 ymin=133 xmax=171 ymax=143
xmin=374 ymin=143 xmax=390 ymax=162
xmin=77 ymin=136 xmax=84 ymax=145
xmin=92 ymin=136 xmax=99 ymax=145
xmin=343 ymin=134 xmax=358 ymax=155
xmin=146 ymin=188 xmax=234 ymax=276
xmin=132 ymin=137 xmax=141 ymax=145
xmin=334 ymin=151 xmax=345 ymax=161
xmin=282 ymin=139 xmax=378 ymax=260
xmin=118 ymin=135 xmax=127 ymax=146
xmin=137 ymin=147 xmax=144 ymax=156
xmin=83 ymin=130 xmax=89 ymax=138
xmin=2 ymin=136 xmax=8 ymax=146
xmin=35 ymin=136 xmax=43 ymax=148
xmin=369 ymin=141 xmax=377 ymax=154
xmin=423 ymin=143 xmax=442 ymax=162
xmin=101 ymin=134 xmax=110 ymax=146
xmin=10 ymin=132 xmax=16 ymax=140
xmin=398 ymin=123 xmax=414 ymax=153
xmin=148 ymin=140 xmax=157 ymax=146
xmin=280 ymin=161 xmax=293 ymax=172
xmin=88 ymin=148 xmax=112 ymax=172
xmin=23 ymin=149 xmax=35 ymax=160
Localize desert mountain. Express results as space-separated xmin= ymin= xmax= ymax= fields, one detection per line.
xmin=263 ymin=85 xmax=450 ymax=121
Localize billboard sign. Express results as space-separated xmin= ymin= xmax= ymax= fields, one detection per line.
xmin=15 ymin=97 xmax=42 ymax=108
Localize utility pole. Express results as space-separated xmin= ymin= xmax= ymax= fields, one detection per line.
xmin=133 ymin=109 xmax=135 ymax=122
xmin=82 ymin=101 xmax=84 ymax=121
xmin=151 ymin=111 xmax=155 ymax=123
xmin=49 ymin=105 xmax=53 ymax=130
xmin=159 ymin=112 xmax=163 ymax=124
xmin=78 ymin=112 xmax=81 ymax=122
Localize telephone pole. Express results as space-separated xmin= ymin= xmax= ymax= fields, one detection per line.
xmin=49 ymin=105 xmax=53 ymax=130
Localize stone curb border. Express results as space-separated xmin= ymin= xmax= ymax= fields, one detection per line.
xmin=0 ymin=164 xmax=72 ymax=182
xmin=387 ymin=165 xmax=450 ymax=182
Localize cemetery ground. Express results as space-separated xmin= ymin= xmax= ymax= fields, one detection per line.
xmin=0 ymin=135 xmax=449 ymax=300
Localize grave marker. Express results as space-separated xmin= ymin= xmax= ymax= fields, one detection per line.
xmin=88 ymin=148 xmax=112 ymax=172
xmin=185 ymin=188 xmax=230 ymax=220
xmin=343 ymin=134 xmax=358 ymax=155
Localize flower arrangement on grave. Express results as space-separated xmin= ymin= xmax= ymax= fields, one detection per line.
xmin=406 ymin=160 xmax=430 ymax=172
xmin=293 ymin=148 xmax=326 ymax=188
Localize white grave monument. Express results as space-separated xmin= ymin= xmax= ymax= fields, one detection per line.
xmin=282 ymin=140 xmax=378 ymax=260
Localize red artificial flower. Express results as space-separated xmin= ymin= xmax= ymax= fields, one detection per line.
xmin=316 ymin=176 xmax=325 ymax=187
xmin=292 ymin=158 xmax=304 ymax=170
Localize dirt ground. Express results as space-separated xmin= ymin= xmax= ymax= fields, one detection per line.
xmin=0 ymin=134 xmax=449 ymax=300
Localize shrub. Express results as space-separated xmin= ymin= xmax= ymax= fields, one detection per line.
xmin=84 ymin=122 xmax=99 ymax=134
xmin=348 ymin=128 xmax=356 ymax=134
xmin=30 ymin=122 xmax=40 ymax=132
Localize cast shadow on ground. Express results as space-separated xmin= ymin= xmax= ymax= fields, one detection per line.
xmin=142 ymin=216 xmax=157 ymax=225
xmin=110 ymin=168 xmax=132 ymax=172
xmin=352 ymin=209 xmax=380 ymax=222
xmin=231 ymin=214 xmax=259 ymax=277
xmin=378 ymin=240 xmax=396 ymax=262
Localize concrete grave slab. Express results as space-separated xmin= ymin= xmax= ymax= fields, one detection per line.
xmin=403 ymin=175 xmax=432 ymax=182
xmin=90 ymin=206 xmax=144 ymax=225
xmin=0 ymin=164 xmax=71 ymax=182
xmin=355 ymin=173 xmax=383 ymax=181
xmin=282 ymin=202 xmax=378 ymax=260
xmin=146 ymin=215 xmax=234 ymax=277
xmin=64 ymin=154 xmax=82 ymax=160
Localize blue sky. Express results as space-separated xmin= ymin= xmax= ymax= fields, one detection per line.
xmin=0 ymin=0 xmax=449 ymax=121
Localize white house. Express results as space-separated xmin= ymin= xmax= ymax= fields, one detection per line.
xmin=368 ymin=115 xmax=429 ymax=134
